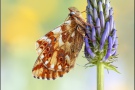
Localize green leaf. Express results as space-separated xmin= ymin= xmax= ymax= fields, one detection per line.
xmin=84 ymin=64 xmax=95 ymax=69
xmin=103 ymin=62 xmax=120 ymax=73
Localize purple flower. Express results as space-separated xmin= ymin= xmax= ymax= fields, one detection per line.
xmin=100 ymin=11 xmax=105 ymax=28
xmin=100 ymin=21 xmax=110 ymax=50
xmin=111 ymin=38 xmax=118 ymax=56
xmin=93 ymin=8 xmax=98 ymax=22
xmin=103 ymin=36 xmax=112 ymax=60
xmin=110 ymin=15 xmax=114 ymax=32
xmin=109 ymin=8 xmax=113 ymax=16
xmin=85 ymin=0 xmax=118 ymax=62
xmin=98 ymin=1 xmax=103 ymax=12
xmin=105 ymin=4 xmax=109 ymax=19
xmin=87 ymin=14 xmax=94 ymax=26
xmin=112 ymin=29 xmax=117 ymax=45
xmin=84 ymin=37 xmax=95 ymax=58
xmin=96 ymin=18 xmax=101 ymax=36
xmin=92 ymin=27 xmax=96 ymax=47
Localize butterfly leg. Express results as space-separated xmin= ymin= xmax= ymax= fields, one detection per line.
xmin=76 ymin=25 xmax=95 ymax=42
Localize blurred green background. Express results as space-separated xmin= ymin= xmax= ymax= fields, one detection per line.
xmin=1 ymin=0 xmax=134 ymax=90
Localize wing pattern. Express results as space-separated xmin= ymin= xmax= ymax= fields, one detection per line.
xmin=32 ymin=7 xmax=86 ymax=80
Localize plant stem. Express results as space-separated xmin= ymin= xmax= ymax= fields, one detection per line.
xmin=97 ymin=61 xmax=104 ymax=90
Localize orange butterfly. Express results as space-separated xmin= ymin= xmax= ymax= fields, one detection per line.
xmin=32 ymin=7 xmax=92 ymax=80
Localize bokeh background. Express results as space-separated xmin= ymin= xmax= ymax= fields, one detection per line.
xmin=1 ymin=0 xmax=134 ymax=90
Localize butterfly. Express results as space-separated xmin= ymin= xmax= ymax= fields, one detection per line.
xmin=32 ymin=7 xmax=93 ymax=80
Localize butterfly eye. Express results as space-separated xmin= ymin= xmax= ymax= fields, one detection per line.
xmin=69 ymin=12 xmax=75 ymax=16
xmin=70 ymin=12 xmax=75 ymax=15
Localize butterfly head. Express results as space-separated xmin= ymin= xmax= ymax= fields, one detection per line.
xmin=68 ymin=7 xmax=81 ymax=17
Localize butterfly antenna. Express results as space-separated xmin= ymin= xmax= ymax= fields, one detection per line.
xmin=81 ymin=10 xmax=86 ymax=13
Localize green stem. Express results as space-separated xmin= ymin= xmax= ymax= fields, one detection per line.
xmin=97 ymin=61 xmax=104 ymax=90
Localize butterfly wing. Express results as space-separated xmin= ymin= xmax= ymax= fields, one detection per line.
xmin=32 ymin=20 xmax=85 ymax=80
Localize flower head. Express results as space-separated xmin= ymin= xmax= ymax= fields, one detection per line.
xmin=85 ymin=0 xmax=118 ymax=69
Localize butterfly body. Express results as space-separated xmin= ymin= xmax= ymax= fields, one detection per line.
xmin=32 ymin=7 xmax=88 ymax=80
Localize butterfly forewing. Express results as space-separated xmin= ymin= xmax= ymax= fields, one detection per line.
xmin=32 ymin=7 xmax=86 ymax=80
